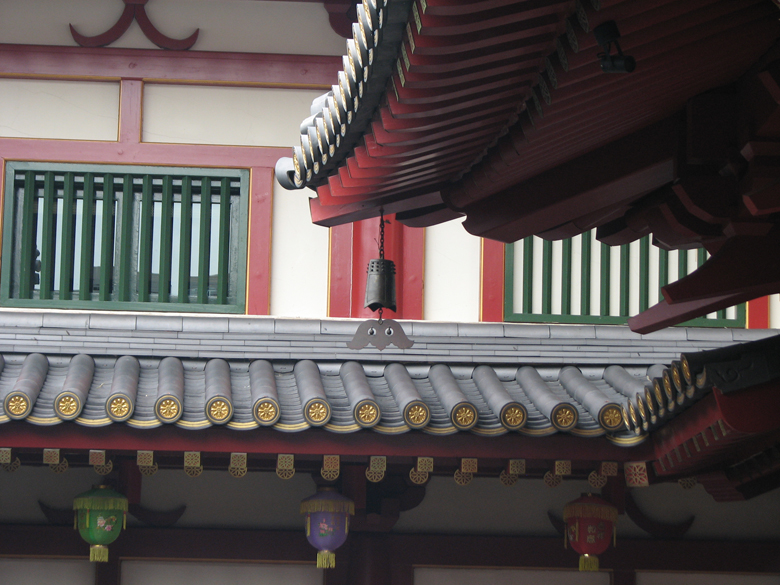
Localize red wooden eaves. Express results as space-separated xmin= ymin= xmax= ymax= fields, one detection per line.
xmin=0 ymin=420 xmax=653 ymax=462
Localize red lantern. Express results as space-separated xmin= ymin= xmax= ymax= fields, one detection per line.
xmin=563 ymin=494 xmax=617 ymax=571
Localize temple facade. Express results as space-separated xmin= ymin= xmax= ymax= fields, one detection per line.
xmin=0 ymin=2 xmax=779 ymax=585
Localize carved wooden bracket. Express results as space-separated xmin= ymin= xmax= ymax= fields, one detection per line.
xmin=70 ymin=0 xmax=199 ymax=50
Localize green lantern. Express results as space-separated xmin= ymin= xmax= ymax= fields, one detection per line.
xmin=73 ymin=485 xmax=128 ymax=562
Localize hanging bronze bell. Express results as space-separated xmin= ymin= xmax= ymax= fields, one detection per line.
xmin=364 ymin=259 xmax=396 ymax=312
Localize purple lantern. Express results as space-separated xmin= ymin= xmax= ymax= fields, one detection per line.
xmin=300 ymin=488 xmax=355 ymax=568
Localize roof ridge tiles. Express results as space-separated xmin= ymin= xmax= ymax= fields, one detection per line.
xmin=0 ymin=311 xmax=774 ymax=366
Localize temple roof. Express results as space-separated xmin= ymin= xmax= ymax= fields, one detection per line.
xmin=275 ymin=0 xmax=780 ymax=331
xmin=0 ymin=310 xmax=773 ymax=446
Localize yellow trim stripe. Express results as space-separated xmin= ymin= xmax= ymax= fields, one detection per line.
xmin=74 ymin=417 xmax=113 ymax=427
xmin=324 ymin=422 xmax=361 ymax=433
xmin=606 ymin=434 xmax=648 ymax=447
xmin=274 ymin=422 xmax=310 ymax=432
xmin=26 ymin=416 xmax=62 ymax=425
xmin=519 ymin=426 xmax=557 ymax=437
xmin=227 ymin=421 xmax=259 ymax=430
xmin=126 ymin=419 xmax=163 ymax=429
xmin=373 ymin=424 xmax=410 ymax=434
xmin=176 ymin=420 xmax=212 ymax=429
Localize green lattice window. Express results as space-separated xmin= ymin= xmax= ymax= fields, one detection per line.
xmin=1 ymin=162 xmax=248 ymax=312
xmin=505 ymin=231 xmax=745 ymax=327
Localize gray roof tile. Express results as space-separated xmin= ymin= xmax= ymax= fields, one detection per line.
xmin=0 ymin=310 xmax=772 ymax=443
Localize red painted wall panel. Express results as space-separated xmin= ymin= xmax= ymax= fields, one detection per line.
xmin=329 ymin=216 xmax=423 ymax=320
xmin=747 ymin=296 xmax=770 ymax=329
xmin=480 ymin=238 xmax=505 ymax=322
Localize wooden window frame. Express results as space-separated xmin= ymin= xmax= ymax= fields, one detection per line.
xmin=1 ymin=161 xmax=249 ymax=313
xmin=503 ymin=233 xmax=746 ymax=327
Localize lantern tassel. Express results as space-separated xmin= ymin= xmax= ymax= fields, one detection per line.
xmin=90 ymin=545 xmax=109 ymax=563
xmin=579 ymin=554 xmax=599 ymax=571
xmin=317 ymin=551 xmax=336 ymax=569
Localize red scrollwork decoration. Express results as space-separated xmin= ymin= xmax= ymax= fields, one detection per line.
xmin=70 ymin=0 xmax=199 ymax=50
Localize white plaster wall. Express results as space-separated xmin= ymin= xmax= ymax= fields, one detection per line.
xmin=143 ymin=85 xmax=323 ymax=147
xmin=0 ymin=559 xmax=93 ymax=585
xmin=270 ymin=183 xmax=328 ymax=318
xmin=0 ymin=79 xmax=119 ymax=140
xmin=122 ymin=561 xmax=321 ymax=585
xmin=415 ymin=568 xmax=608 ymax=585
xmin=0 ymin=0 xmax=345 ymax=55
xmin=770 ymin=294 xmax=780 ymax=328
xmin=423 ymin=219 xmax=481 ymax=322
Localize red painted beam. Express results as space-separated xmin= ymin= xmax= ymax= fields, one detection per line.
xmin=0 ymin=138 xmax=286 ymax=169
xmin=0 ymin=43 xmax=340 ymax=88
xmin=628 ymin=292 xmax=755 ymax=334
xmin=456 ymin=119 xmax=679 ymax=242
xmin=0 ymin=420 xmax=654 ymax=462
xmin=311 ymin=189 xmax=445 ymax=226
xmin=662 ymin=232 xmax=780 ymax=304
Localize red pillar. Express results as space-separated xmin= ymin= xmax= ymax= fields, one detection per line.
xmin=747 ymin=296 xmax=770 ymax=329
xmin=329 ymin=216 xmax=423 ymax=319
xmin=480 ymin=238 xmax=505 ymax=322
xmin=245 ymin=167 xmax=273 ymax=315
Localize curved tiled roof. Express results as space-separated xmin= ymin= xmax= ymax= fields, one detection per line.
xmin=1 ymin=352 xmax=654 ymax=440
xmin=0 ymin=310 xmax=772 ymax=446
xmin=275 ymin=0 xmax=780 ymax=230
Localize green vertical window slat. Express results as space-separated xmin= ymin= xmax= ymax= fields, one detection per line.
xmin=599 ymin=242 xmax=610 ymax=316
xmin=541 ymin=239 xmax=553 ymax=315
xmin=503 ymin=243 xmax=515 ymax=318
xmin=158 ymin=176 xmax=174 ymax=303
xmin=117 ymin=175 xmax=135 ymax=302
xmin=198 ymin=177 xmax=212 ymax=304
xmin=658 ymin=248 xmax=669 ymax=289
xmin=19 ymin=171 xmax=36 ymax=299
xmin=580 ymin=231 xmax=592 ymax=317
xmin=717 ymin=308 xmax=727 ymax=319
xmin=39 ymin=171 xmax=56 ymax=300
xmin=697 ymin=248 xmax=707 ymax=267
xmin=216 ymin=178 xmax=231 ymax=304
xmin=59 ymin=172 xmax=77 ymax=301
xmin=522 ymin=236 xmax=533 ymax=314
xmin=79 ymin=173 xmax=96 ymax=301
xmin=619 ymin=244 xmax=630 ymax=317
xmin=561 ymin=238 xmax=572 ymax=315
xmin=178 ymin=177 xmax=193 ymax=303
xmin=678 ymin=248 xmax=688 ymax=279
xmin=99 ymin=174 xmax=115 ymax=301
xmin=3 ymin=164 xmax=249 ymax=313
xmin=638 ymin=236 xmax=650 ymax=312
xmin=138 ymin=175 xmax=154 ymax=302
